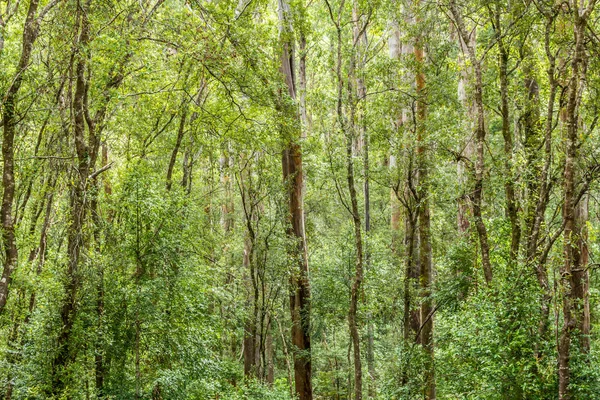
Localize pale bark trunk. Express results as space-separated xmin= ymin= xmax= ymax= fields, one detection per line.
xmin=456 ymin=28 xmax=474 ymax=236
xmin=278 ymin=1 xmax=312 ymax=398
xmin=449 ymin=1 xmax=492 ymax=284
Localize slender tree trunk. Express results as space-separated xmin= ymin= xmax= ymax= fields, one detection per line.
xmin=299 ymin=31 xmax=308 ymax=135
xmin=166 ymin=105 xmax=188 ymax=190
xmin=94 ymin=143 xmax=113 ymax=399
xmin=455 ymin=27 xmax=474 ymax=236
xmin=527 ymin=12 xmax=558 ymax=352
xmin=265 ymin=314 xmax=275 ymax=385
xmin=53 ymin=3 xmax=94 ymax=391
xmin=559 ymin=4 xmax=594 ymax=397
xmin=365 ymin=128 xmax=376 ymax=398
xmin=415 ymin=14 xmax=435 ymax=399
xmin=4 ymin=173 xmax=56 ymax=400
xmin=389 ymin=6 xmax=420 ymax=351
xmin=493 ymin=9 xmax=520 ymax=262
xmin=346 ymin=123 xmax=364 ymax=400
xmin=53 ymin=2 xmax=126 ymax=391
xmin=0 ymin=0 xmax=42 ymax=313
xmin=242 ymin=226 xmax=257 ymax=377
xmin=276 ymin=315 xmax=295 ymax=399
xmin=449 ymin=1 xmax=492 ymax=284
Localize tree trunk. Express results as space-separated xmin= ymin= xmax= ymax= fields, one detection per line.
xmin=346 ymin=124 xmax=364 ymax=400
xmin=415 ymin=15 xmax=435 ymax=399
xmin=527 ymin=13 xmax=558 ymax=354
xmin=0 ymin=0 xmax=42 ymax=313
xmin=53 ymin=3 xmax=94 ymax=391
xmin=449 ymin=1 xmax=492 ymax=284
xmin=559 ymin=4 xmax=593 ymax=397
xmin=455 ymin=26 xmax=474 ymax=236
xmin=242 ymin=223 xmax=257 ymax=377
xmin=166 ymin=105 xmax=188 ymax=190
xmin=299 ymin=31 xmax=308 ymax=135
xmin=53 ymin=1 xmax=127 ymax=391
xmin=493 ymin=9 xmax=520 ymax=262
xmin=278 ymin=1 xmax=312 ymax=398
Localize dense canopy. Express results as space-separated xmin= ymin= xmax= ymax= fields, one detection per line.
xmin=1 ymin=0 xmax=600 ymax=399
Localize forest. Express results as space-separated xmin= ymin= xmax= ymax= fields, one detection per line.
xmin=0 ymin=0 xmax=599 ymax=398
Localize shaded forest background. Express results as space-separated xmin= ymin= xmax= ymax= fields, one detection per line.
xmin=1 ymin=0 xmax=600 ymax=399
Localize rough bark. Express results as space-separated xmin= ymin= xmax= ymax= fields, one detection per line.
xmin=0 ymin=0 xmax=42 ymax=313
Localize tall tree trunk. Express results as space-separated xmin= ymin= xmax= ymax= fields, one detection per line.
xmin=559 ymin=3 xmax=594 ymax=397
xmin=455 ymin=26 xmax=474 ymax=236
xmin=389 ymin=6 xmax=420 ymax=351
xmin=493 ymin=8 xmax=520 ymax=262
xmin=53 ymin=2 xmax=94 ymax=391
xmin=240 ymin=161 xmax=259 ymax=379
xmin=278 ymin=0 xmax=312 ymax=398
xmin=449 ymin=1 xmax=492 ymax=284
xmin=351 ymin=3 xmax=371 ymax=398
xmin=94 ymin=142 xmax=113 ymax=399
xmin=346 ymin=127 xmax=364 ymax=400
xmin=364 ymin=134 xmax=376 ymax=399
xmin=0 ymin=0 xmax=43 ymax=313
xmin=53 ymin=1 xmax=127 ymax=391
xmin=415 ymin=12 xmax=435 ymax=398
xmin=527 ymin=11 xmax=559 ymax=354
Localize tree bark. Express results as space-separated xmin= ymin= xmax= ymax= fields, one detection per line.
xmin=559 ymin=3 xmax=594 ymax=397
xmin=0 ymin=0 xmax=42 ymax=313
xmin=492 ymin=7 xmax=520 ymax=262
xmin=526 ymin=11 xmax=559 ymax=354
xmin=415 ymin=13 xmax=435 ymax=399
xmin=449 ymin=1 xmax=492 ymax=284
xmin=455 ymin=26 xmax=474 ymax=236
xmin=53 ymin=2 xmax=94 ymax=391
xmin=278 ymin=1 xmax=312 ymax=398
